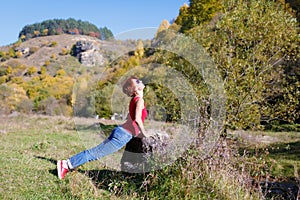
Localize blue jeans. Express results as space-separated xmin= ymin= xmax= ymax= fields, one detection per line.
xmin=67 ymin=126 xmax=133 ymax=169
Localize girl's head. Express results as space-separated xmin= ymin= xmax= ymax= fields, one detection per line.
xmin=122 ymin=76 xmax=145 ymax=97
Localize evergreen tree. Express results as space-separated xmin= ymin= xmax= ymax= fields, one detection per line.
xmin=99 ymin=27 xmax=114 ymax=40
xmin=18 ymin=18 xmax=114 ymax=41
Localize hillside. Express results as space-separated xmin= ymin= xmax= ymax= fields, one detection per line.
xmin=0 ymin=34 xmax=142 ymax=117
xmin=8 ymin=35 xmax=102 ymax=67
xmin=0 ymin=34 xmax=133 ymax=70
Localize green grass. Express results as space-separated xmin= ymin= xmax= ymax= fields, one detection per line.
xmin=233 ymin=130 xmax=300 ymax=180
xmin=0 ymin=115 xmax=85 ymax=199
xmin=0 ymin=115 xmax=113 ymax=199
xmin=3 ymin=115 xmax=298 ymax=199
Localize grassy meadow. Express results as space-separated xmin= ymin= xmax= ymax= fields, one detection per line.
xmin=0 ymin=114 xmax=299 ymax=199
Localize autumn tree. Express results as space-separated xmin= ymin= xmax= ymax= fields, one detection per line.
xmin=20 ymin=35 xmax=26 ymax=42
xmin=33 ymin=30 xmax=40 ymax=37
xmin=27 ymin=66 xmax=38 ymax=76
xmin=42 ymin=29 xmax=49 ymax=36
xmin=174 ymin=3 xmax=189 ymax=26
xmin=134 ymin=39 xmax=144 ymax=59
xmin=189 ymin=0 xmax=299 ymax=129
xmin=0 ymin=84 xmax=29 ymax=114
xmin=15 ymin=51 xmax=22 ymax=58
xmin=156 ymin=19 xmax=170 ymax=37
xmin=8 ymin=48 xmax=16 ymax=58
xmin=175 ymin=0 xmax=222 ymax=33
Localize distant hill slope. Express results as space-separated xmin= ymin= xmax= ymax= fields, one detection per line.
xmin=0 ymin=34 xmax=140 ymax=116
xmin=8 ymin=35 xmax=101 ymax=67
xmin=0 ymin=34 xmax=135 ymax=72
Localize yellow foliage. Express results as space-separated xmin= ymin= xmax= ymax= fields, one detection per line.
xmin=0 ymin=76 xmax=7 ymax=84
xmin=127 ymin=56 xmax=139 ymax=66
xmin=42 ymin=29 xmax=49 ymax=36
xmin=28 ymin=66 xmax=38 ymax=75
xmin=41 ymin=66 xmax=47 ymax=75
xmin=44 ymin=60 xmax=51 ymax=66
xmin=60 ymin=48 xmax=68 ymax=55
xmin=56 ymin=69 xmax=66 ymax=77
xmin=15 ymin=51 xmax=22 ymax=58
xmin=11 ymin=77 xmax=24 ymax=84
xmin=157 ymin=19 xmax=170 ymax=33
xmin=51 ymin=54 xmax=57 ymax=60
xmin=34 ymin=30 xmax=40 ymax=37
xmin=11 ymin=65 xmax=26 ymax=76
xmin=0 ymin=51 xmax=7 ymax=57
xmin=135 ymin=40 xmax=144 ymax=58
xmin=8 ymin=48 xmax=15 ymax=58
xmin=50 ymin=41 xmax=58 ymax=47
xmin=51 ymin=76 xmax=74 ymax=99
xmin=20 ymin=35 xmax=26 ymax=41
xmin=6 ymin=66 xmax=12 ymax=74
xmin=4 ymin=83 xmax=28 ymax=110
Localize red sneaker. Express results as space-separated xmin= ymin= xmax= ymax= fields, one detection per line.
xmin=57 ymin=160 xmax=69 ymax=180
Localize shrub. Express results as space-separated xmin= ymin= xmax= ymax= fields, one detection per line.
xmin=44 ymin=60 xmax=51 ymax=66
xmin=29 ymin=47 xmax=39 ymax=55
xmin=15 ymin=51 xmax=23 ymax=58
xmin=0 ymin=75 xmax=7 ymax=84
xmin=27 ymin=66 xmax=38 ymax=76
xmin=50 ymin=53 xmax=57 ymax=60
xmin=60 ymin=47 xmax=69 ymax=55
xmin=49 ymin=41 xmax=58 ymax=47
xmin=17 ymin=99 xmax=34 ymax=114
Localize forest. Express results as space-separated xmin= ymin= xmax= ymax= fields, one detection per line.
xmin=18 ymin=18 xmax=114 ymax=41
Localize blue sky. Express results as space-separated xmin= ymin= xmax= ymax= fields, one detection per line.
xmin=0 ymin=0 xmax=188 ymax=46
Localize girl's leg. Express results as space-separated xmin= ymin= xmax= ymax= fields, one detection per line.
xmin=67 ymin=126 xmax=132 ymax=169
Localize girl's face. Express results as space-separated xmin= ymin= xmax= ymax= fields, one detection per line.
xmin=133 ymin=78 xmax=145 ymax=91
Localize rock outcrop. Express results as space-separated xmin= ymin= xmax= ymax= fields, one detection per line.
xmin=72 ymin=41 xmax=105 ymax=66
xmin=120 ymin=131 xmax=170 ymax=173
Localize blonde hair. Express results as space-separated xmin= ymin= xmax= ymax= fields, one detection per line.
xmin=122 ymin=76 xmax=138 ymax=97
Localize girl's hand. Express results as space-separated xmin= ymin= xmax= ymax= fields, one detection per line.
xmin=142 ymin=131 xmax=155 ymax=138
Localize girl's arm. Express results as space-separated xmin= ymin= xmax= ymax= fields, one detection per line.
xmin=135 ymin=98 xmax=152 ymax=137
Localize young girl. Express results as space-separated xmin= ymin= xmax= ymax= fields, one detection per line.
xmin=57 ymin=76 xmax=151 ymax=179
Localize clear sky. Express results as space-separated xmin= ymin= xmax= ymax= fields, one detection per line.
xmin=0 ymin=0 xmax=188 ymax=46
